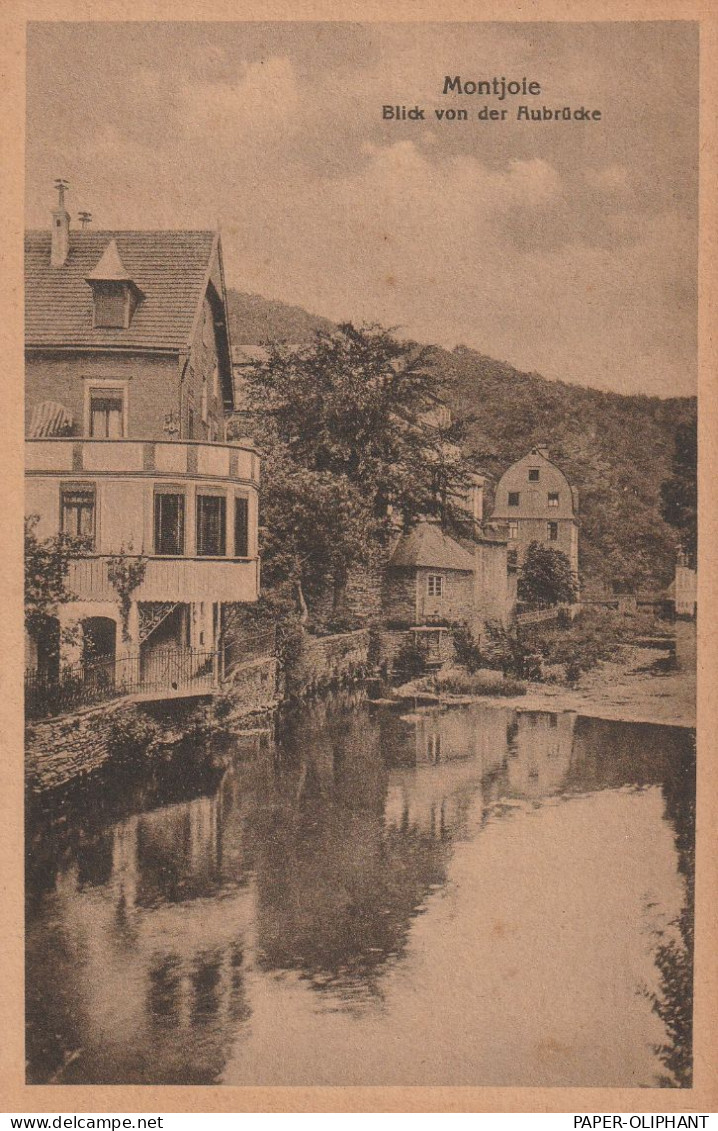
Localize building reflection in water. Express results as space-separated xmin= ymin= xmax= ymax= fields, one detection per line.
xmin=25 ymin=695 xmax=695 ymax=1086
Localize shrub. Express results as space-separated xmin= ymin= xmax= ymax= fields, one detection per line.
xmin=394 ymin=639 xmax=429 ymax=679
xmin=520 ymin=607 xmax=638 ymax=682
xmin=518 ymin=542 xmax=578 ymax=607
xmin=483 ymin=621 xmax=533 ymax=677
xmin=522 ymin=653 xmax=544 ymax=681
xmin=452 ymin=625 xmax=484 ymax=673
xmin=433 ymin=671 xmax=527 ymax=697
xmin=106 ymin=709 xmax=161 ymax=766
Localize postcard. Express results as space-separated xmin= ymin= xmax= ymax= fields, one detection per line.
xmin=1 ymin=4 xmax=716 ymax=1116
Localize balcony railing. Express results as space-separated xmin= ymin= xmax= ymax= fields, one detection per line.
xmin=26 ymin=437 xmax=259 ymax=485
xmin=68 ymin=555 xmax=260 ymax=604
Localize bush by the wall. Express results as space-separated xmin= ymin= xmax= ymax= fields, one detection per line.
xmin=106 ymin=710 xmax=162 ymax=767
xmin=394 ymin=639 xmax=429 ymax=680
xmin=452 ymin=625 xmax=484 ymax=673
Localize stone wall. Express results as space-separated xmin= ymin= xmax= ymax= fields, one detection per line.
xmin=382 ymin=569 xmax=416 ymax=625
xmin=290 ymin=629 xmax=370 ymax=696
xmin=26 ymin=699 xmax=142 ymax=794
xmin=474 ymin=541 xmax=512 ymax=627
xmin=26 ymin=655 xmax=279 ymax=794
xmin=221 ymin=656 xmax=279 ymax=713
xmin=373 ymin=627 xmax=457 ymax=673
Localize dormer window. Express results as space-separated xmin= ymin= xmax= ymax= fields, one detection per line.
xmin=93 ymin=282 xmax=129 ymax=328
xmin=85 ymin=239 xmax=142 ymax=330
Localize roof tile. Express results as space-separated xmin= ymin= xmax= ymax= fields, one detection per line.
xmin=389 ymin=522 xmax=476 ymax=571
xmin=25 ymin=230 xmax=216 ymax=351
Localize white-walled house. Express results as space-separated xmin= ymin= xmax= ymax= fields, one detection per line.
xmin=25 ymin=189 xmax=260 ymax=687
xmin=491 ymin=446 xmax=579 ymax=585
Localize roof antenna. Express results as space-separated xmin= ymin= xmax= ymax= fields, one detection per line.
xmin=78 ymin=211 xmax=92 ymax=229
xmin=54 ymin=178 xmax=70 ymax=210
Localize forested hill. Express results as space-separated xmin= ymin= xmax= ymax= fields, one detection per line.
xmin=226 ymin=290 xmax=696 ymax=589
xmin=227 ymin=290 xmax=333 ymax=344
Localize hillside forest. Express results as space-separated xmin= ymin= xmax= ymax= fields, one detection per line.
xmin=228 ymin=290 xmax=697 ymax=592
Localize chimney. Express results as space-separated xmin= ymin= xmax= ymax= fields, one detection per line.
xmin=51 ymin=179 xmax=70 ymax=267
xmin=532 ymin=444 xmax=550 ymax=460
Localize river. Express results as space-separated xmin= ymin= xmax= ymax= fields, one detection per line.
xmin=26 ymin=696 xmax=695 ymax=1087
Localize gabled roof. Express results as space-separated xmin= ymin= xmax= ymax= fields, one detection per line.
xmin=25 ymin=230 xmax=217 ymax=351
xmin=85 ymin=238 xmax=135 ymax=283
xmin=389 ymin=522 xmax=476 ymax=572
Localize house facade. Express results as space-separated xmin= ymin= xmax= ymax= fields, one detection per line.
xmin=491 ymin=446 xmax=579 ymax=585
xmin=25 ymin=190 xmax=260 ymax=683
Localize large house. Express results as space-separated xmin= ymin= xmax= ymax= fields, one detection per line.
xmin=25 ymin=187 xmax=260 ymax=685
xmin=491 ymin=446 xmax=579 ymax=588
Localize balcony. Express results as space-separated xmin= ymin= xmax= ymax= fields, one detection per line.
xmin=25 ymin=436 xmax=259 ymax=485
xmin=67 ymin=555 xmax=259 ymax=604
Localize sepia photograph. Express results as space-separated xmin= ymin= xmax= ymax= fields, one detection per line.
xmin=20 ymin=19 xmax=700 ymax=1093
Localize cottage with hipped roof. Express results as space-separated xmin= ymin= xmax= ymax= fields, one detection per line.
xmin=25 ymin=185 xmax=260 ymax=690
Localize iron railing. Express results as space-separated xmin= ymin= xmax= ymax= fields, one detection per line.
xmin=25 ymin=646 xmax=219 ymax=720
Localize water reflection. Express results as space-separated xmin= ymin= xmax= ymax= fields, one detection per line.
xmin=26 ymin=697 xmax=695 ymax=1087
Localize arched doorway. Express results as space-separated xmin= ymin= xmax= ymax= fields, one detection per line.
xmin=81 ymin=617 xmax=117 ymax=690
xmin=82 ymin=616 xmax=117 ymax=663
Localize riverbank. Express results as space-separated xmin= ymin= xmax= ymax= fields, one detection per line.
xmin=396 ymin=624 xmax=696 ymax=729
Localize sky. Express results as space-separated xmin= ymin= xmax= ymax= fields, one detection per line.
xmin=25 ymin=21 xmax=699 ymax=397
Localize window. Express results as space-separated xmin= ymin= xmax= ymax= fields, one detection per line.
xmin=528 ymin=469 xmax=540 ymax=482
xmin=548 ymin=492 xmax=559 ymax=507
xmin=427 ymin=574 xmax=443 ymax=598
xmin=548 ymin=522 xmax=559 ymax=542
xmin=89 ymin=392 xmax=124 ymax=438
xmin=60 ymin=486 xmax=95 ymax=546
xmin=508 ymin=521 xmax=518 ymax=539
xmin=508 ymin=491 xmax=520 ymax=506
xmin=196 ymin=494 xmax=226 ymax=556
xmin=154 ymin=492 xmax=185 ymax=556
xmin=507 ymin=548 xmax=518 ymax=568
xmin=93 ymin=282 xmax=127 ymax=328
xmin=234 ymin=496 xmax=249 ymax=558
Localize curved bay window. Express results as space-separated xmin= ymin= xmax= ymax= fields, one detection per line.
xmin=197 ymin=493 xmax=226 ymax=556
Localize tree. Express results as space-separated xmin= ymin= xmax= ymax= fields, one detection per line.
xmin=234 ymin=323 xmax=477 ymax=619
xmin=24 ymin=515 xmax=81 ymax=658
xmin=254 ymin=455 xmax=380 ymax=621
xmin=518 ymin=542 xmax=578 ymax=607
xmin=660 ymin=420 xmax=697 ymax=565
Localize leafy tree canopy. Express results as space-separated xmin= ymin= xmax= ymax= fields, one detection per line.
xmin=660 ymin=420 xmax=697 ymax=565
xmin=518 ymin=542 xmax=578 ymax=607
xmin=24 ymin=515 xmax=80 ymax=642
xmin=232 ymin=323 xmax=477 ymax=616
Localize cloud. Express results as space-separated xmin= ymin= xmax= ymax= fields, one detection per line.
xmin=24 ymin=21 xmax=698 ymax=396
xmin=178 ymin=56 xmax=299 ymax=144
